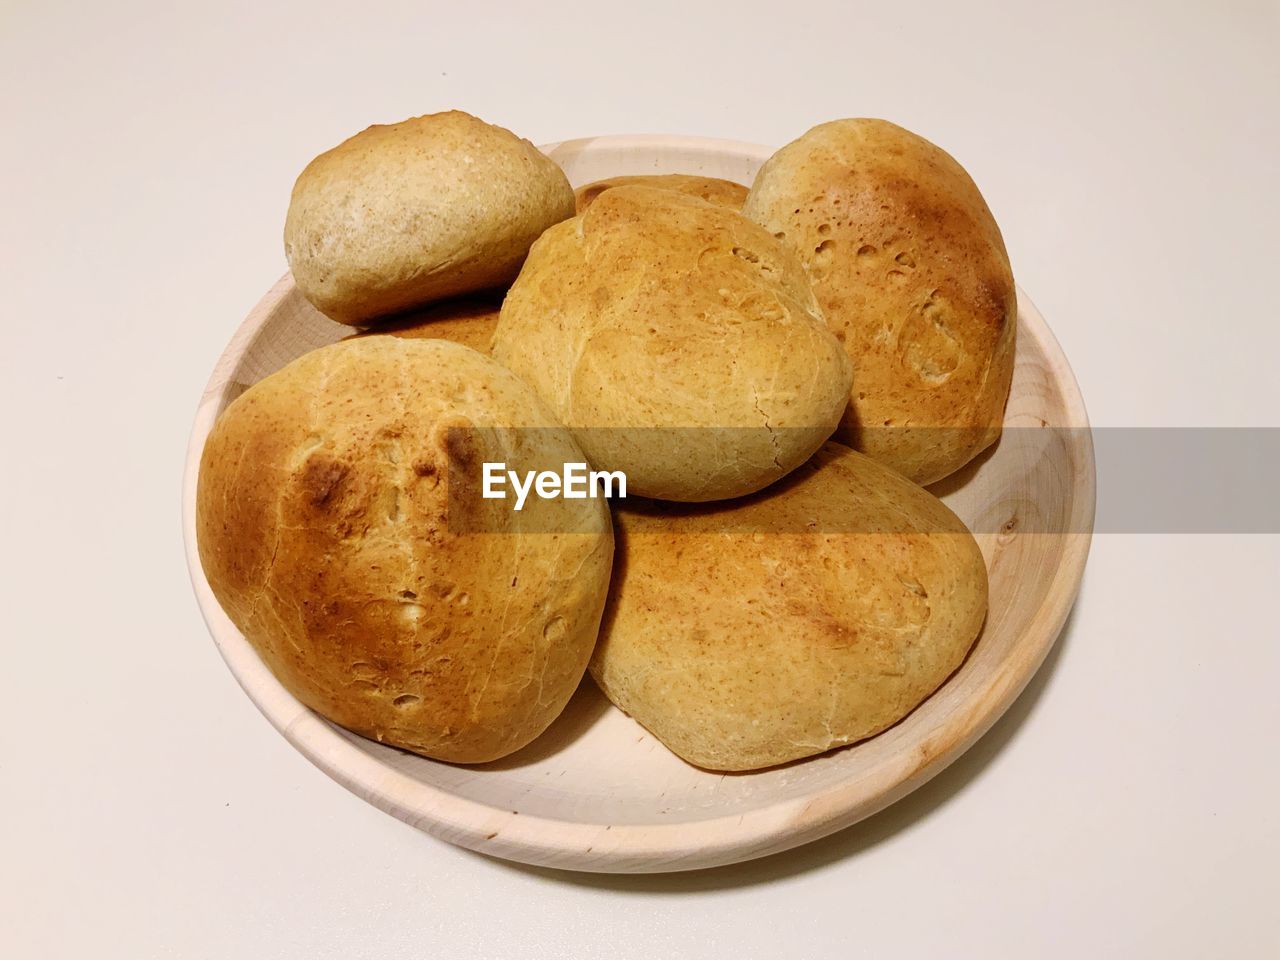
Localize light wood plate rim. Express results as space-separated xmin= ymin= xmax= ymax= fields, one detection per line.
xmin=182 ymin=134 xmax=1095 ymax=873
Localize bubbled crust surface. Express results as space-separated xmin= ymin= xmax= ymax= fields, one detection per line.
xmin=743 ymin=119 xmax=1016 ymax=485
xmin=590 ymin=442 xmax=987 ymax=771
xmin=491 ymin=186 xmax=853 ymax=502
xmin=284 ymin=111 xmax=575 ymax=325
xmin=575 ymin=174 xmax=748 ymax=213
xmin=350 ymin=294 xmax=503 ymax=355
xmin=196 ymin=338 xmax=613 ymax=763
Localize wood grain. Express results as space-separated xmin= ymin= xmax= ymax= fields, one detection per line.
xmin=181 ymin=135 xmax=1095 ymax=874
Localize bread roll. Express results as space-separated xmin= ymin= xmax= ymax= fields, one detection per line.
xmin=196 ymin=338 xmax=613 ymax=763
xmin=492 ymin=186 xmax=852 ymax=502
xmin=285 ymin=111 xmax=575 ymax=325
xmin=743 ymin=119 xmax=1016 ymax=485
xmin=590 ymin=442 xmax=987 ymax=771
xmin=350 ymin=294 xmax=502 ymax=355
xmin=575 ymin=174 xmax=748 ymax=212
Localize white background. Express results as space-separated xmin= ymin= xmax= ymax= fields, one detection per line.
xmin=3 ymin=1 xmax=1278 ymax=957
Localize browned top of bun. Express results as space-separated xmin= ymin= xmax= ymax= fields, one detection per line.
xmin=492 ymin=185 xmax=851 ymax=501
xmin=744 ymin=119 xmax=1016 ymax=484
xmin=197 ymin=337 xmax=613 ymax=763
xmin=590 ymin=442 xmax=987 ymax=770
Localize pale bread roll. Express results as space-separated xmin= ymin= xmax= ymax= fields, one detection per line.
xmin=196 ymin=338 xmax=613 ymax=763
xmin=575 ymin=174 xmax=748 ymax=212
xmin=492 ymin=186 xmax=852 ymax=502
xmin=743 ymin=119 xmax=1016 ymax=485
xmin=590 ymin=442 xmax=987 ymax=771
xmin=285 ymin=111 xmax=574 ymax=325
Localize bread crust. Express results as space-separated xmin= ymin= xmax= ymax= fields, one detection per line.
xmin=590 ymin=442 xmax=987 ymax=771
xmin=743 ymin=119 xmax=1016 ymax=485
xmin=285 ymin=111 xmax=575 ymax=325
xmin=348 ymin=294 xmax=502 ymax=355
xmin=196 ymin=338 xmax=613 ymax=763
xmin=492 ymin=186 xmax=853 ymax=502
xmin=575 ymin=174 xmax=748 ymax=213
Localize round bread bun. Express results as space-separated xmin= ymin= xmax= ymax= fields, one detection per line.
xmin=196 ymin=337 xmax=613 ymax=764
xmin=590 ymin=441 xmax=987 ymax=771
xmin=743 ymin=119 xmax=1016 ymax=485
xmin=349 ymin=294 xmax=502 ymax=355
xmin=284 ymin=111 xmax=575 ymax=325
xmin=575 ymin=174 xmax=748 ymax=213
xmin=491 ymin=186 xmax=853 ymax=502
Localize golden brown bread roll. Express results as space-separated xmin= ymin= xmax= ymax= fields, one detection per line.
xmin=743 ymin=119 xmax=1016 ymax=485
xmin=590 ymin=442 xmax=987 ymax=771
xmin=492 ymin=186 xmax=852 ymax=502
xmin=196 ymin=337 xmax=613 ymax=763
xmin=574 ymin=174 xmax=748 ymax=213
xmin=349 ymin=294 xmax=502 ymax=355
xmin=285 ymin=110 xmax=575 ymax=325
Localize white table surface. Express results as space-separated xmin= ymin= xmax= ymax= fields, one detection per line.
xmin=3 ymin=1 xmax=1277 ymax=957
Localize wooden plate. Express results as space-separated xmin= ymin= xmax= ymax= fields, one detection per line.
xmin=182 ymin=135 xmax=1095 ymax=873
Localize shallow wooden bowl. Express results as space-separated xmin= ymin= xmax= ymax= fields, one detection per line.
xmin=183 ymin=135 xmax=1095 ymax=873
